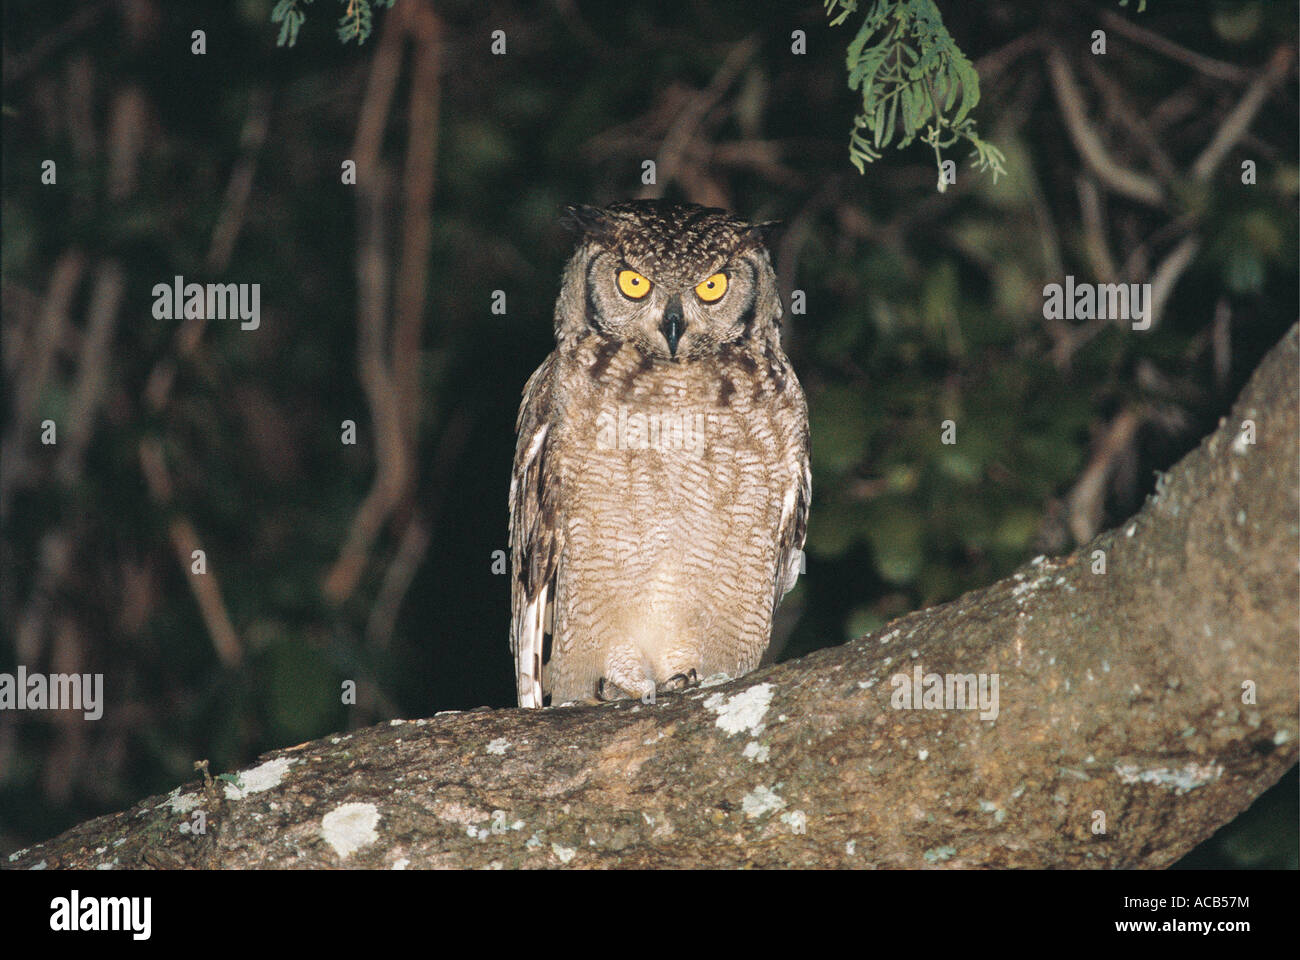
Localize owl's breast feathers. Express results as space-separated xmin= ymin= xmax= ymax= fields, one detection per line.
xmin=510 ymin=334 xmax=809 ymax=706
xmin=568 ymin=331 xmax=800 ymax=411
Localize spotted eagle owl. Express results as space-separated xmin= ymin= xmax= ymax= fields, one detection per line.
xmin=508 ymin=200 xmax=810 ymax=708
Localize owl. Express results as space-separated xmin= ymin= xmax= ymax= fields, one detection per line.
xmin=508 ymin=199 xmax=810 ymax=708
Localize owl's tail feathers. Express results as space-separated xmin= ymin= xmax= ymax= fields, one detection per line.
xmin=515 ymin=586 xmax=548 ymax=708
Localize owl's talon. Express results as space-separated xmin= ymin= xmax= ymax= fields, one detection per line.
xmin=658 ymin=669 xmax=700 ymax=693
xmin=596 ymin=677 xmax=638 ymax=702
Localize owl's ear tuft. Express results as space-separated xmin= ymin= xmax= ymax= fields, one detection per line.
xmin=744 ymin=220 xmax=783 ymax=249
xmin=560 ymin=203 xmax=613 ymax=240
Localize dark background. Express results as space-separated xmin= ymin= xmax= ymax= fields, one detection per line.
xmin=2 ymin=0 xmax=1296 ymax=865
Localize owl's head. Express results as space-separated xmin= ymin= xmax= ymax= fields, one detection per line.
xmin=555 ymin=200 xmax=782 ymax=360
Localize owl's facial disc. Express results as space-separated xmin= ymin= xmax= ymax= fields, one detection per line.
xmin=563 ymin=201 xmax=777 ymax=361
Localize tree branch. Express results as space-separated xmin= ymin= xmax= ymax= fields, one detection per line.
xmin=9 ymin=327 xmax=1297 ymax=870
xmin=639 ymin=36 xmax=759 ymax=201
xmin=1098 ymin=9 xmax=1252 ymax=85
xmin=1045 ymin=49 xmax=1164 ymax=208
xmin=1191 ymin=45 xmax=1293 ymax=183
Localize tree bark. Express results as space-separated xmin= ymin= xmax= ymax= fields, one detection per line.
xmin=8 ymin=326 xmax=1297 ymax=870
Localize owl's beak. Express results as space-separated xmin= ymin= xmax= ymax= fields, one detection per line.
xmin=660 ymin=295 xmax=684 ymax=357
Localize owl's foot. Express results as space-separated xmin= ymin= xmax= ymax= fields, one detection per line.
xmin=598 ymin=668 xmax=699 ymax=702
xmin=596 ymin=668 xmax=657 ymax=704
xmin=657 ymin=669 xmax=700 ymax=693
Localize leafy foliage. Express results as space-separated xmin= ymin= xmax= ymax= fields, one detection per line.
xmin=271 ymin=0 xmax=395 ymax=47
xmin=270 ymin=0 xmax=312 ymax=48
xmin=825 ymin=0 xmax=1006 ymax=187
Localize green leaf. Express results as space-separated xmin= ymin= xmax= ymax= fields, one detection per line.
xmin=900 ymin=83 xmax=917 ymax=132
xmin=271 ymin=0 xmax=313 ymax=48
xmin=828 ymin=0 xmax=1005 ymax=185
xmin=951 ymin=55 xmax=981 ymax=123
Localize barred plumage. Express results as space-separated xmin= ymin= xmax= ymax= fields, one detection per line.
xmin=509 ymin=200 xmax=810 ymax=707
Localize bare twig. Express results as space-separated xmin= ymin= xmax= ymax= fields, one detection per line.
xmin=1046 ymin=315 xmax=1111 ymax=373
xmin=105 ymin=85 xmax=146 ymax=200
xmin=1026 ymin=151 xmax=1065 ymax=282
xmin=41 ymin=617 xmax=90 ymax=804
xmin=1080 ymin=56 xmax=1177 ymax=183
xmin=639 ymin=36 xmax=758 ymax=199
xmin=145 ymin=91 xmax=268 ymax=410
xmin=709 ymin=140 xmax=807 ymax=189
xmin=9 ymin=259 xmax=122 ymax=664
xmin=138 ymin=440 xmax=243 ymax=668
xmin=0 ymin=283 xmax=39 ymax=378
xmin=0 ymin=251 xmax=84 ymax=520
xmin=364 ymin=513 xmax=431 ymax=650
xmin=206 ymin=88 xmax=272 ymax=273
xmin=323 ymin=7 xmax=423 ymax=604
xmin=323 ymin=162 xmax=408 ymax=604
xmin=109 ymin=77 xmax=245 ymax=666
xmin=1191 ymin=45 xmax=1293 ymax=183
xmin=551 ymin=0 xmax=617 ymax=63
xmin=55 ymin=261 xmax=124 ymax=484
xmin=365 ymin=405 xmax=473 ymax=651
xmin=349 ymin=4 xmax=406 ymax=181
xmin=1076 ymin=175 xmax=1118 ymax=283
xmin=1120 ymin=209 xmax=1199 ymax=285
xmin=973 ymin=30 xmax=1044 ymax=82
xmin=1066 ymin=407 xmax=1143 ymax=544
xmin=66 ymin=55 xmax=97 ymax=164
xmin=392 ymin=1 xmax=441 ymax=451
xmin=326 ymin=2 xmax=445 ymax=604
xmin=1099 ymin=9 xmax=1252 ymax=85
xmin=1045 ymin=49 xmax=1164 ymax=207
xmin=14 ymin=532 xmax=73 ymax=663
xmin=1146 ymin=234 xmax=1202 ymax=332
xmin=1147 ymin=87 xmax=1200 ymax=135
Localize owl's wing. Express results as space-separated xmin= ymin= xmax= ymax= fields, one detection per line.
xmin=772 ymin=427 xmax=811 ymax=613
xmin=509 ymin=356 xmax=562 ymax=708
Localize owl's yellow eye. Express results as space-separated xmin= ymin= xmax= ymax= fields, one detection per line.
xmin=616 ymin=269 xmax=652 ymax=299
xmin=694 ymin=272 xmax=728 ymax=303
